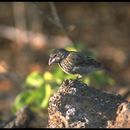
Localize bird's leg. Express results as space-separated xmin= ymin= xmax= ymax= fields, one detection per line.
xmin=76 ymin=74 xmax=83 ymax=81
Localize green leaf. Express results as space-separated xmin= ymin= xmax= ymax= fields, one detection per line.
xmin=13 ymin=91 xmax=32 ymax=111
xmin=25 ymin=71 xmax=44 ymax=88
xmin=84 ymin=77 xmax=91 ymax=85
xmin=88 ymin=71 xmax=115 ymax=87
xmin=43 ymin=71 xmax=54 ymax=81
xmin=40 ymin=83 xmax=52 ymax=108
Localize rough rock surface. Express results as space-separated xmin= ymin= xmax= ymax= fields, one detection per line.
xmin=107 ymin=102 xmax=130 ymax=128
xmin=48 ymin=79 xmax=129 ymax=128
xmin=3 ymin=106 xmax=33 ymax=128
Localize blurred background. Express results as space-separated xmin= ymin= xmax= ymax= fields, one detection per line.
xmin=0 ymin=2 xmax=130 ymax=127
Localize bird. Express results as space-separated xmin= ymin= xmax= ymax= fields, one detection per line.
xmin=48 ymin=48 xmax=105 ymax=79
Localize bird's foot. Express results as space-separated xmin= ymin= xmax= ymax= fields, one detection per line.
xmin=75 ymin=75 xmax=83 ymax=82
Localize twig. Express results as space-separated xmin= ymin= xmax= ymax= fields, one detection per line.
xmin=29 ymin=2 xmax=77 ymax=48
xmin=48 ymin=2 xmax=77 ymax=48
xmin=0 ymin=25 xmax=46 ymax=47
xmin=49 ymin=2 xmax=64 ymax=30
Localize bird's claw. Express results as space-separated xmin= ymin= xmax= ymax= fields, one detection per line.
xmin=75 ymin=75 xmax=83 ymax=82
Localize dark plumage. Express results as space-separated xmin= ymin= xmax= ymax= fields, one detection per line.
xmin=48 ymin=48 xmax=104 ymax=78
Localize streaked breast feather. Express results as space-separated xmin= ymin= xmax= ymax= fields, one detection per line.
xmin=59 ymin=58 xmax=73 ymax=74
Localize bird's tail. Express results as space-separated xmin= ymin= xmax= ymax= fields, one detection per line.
xmin=94 ymin=61 xmax=111 ymax=73
xmin=87 ymin=58 xmax=111 ymax=73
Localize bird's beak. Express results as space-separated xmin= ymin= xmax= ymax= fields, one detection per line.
xmin=48 ymin=57 xmax=55 ymax=65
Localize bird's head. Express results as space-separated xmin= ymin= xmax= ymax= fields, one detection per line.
xmin=48 ymin=48 xmax=69 ymax=65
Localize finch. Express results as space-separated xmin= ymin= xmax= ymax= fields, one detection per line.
xmin=48 ymin=48 xmax=105 ymax=79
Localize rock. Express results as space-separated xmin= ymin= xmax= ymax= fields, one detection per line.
xmin=4 ymin=106 xmax=33 ymax=128
xmin=48 ymin=79 xmax=129 ymax=128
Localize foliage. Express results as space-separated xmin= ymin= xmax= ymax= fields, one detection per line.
xmin=13 ymin=71 xmax=53 ymax=112
xmin=13 ymin=43 xmax=115 ymax=112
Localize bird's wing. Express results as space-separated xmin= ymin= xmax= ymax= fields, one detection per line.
xmin=85 ymin=56 xmax=103 ymax=68
xmin=68 ymin=52 xmax=103 ymax=68
xmin=67 ymin=52 xmax=86 ymax=65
